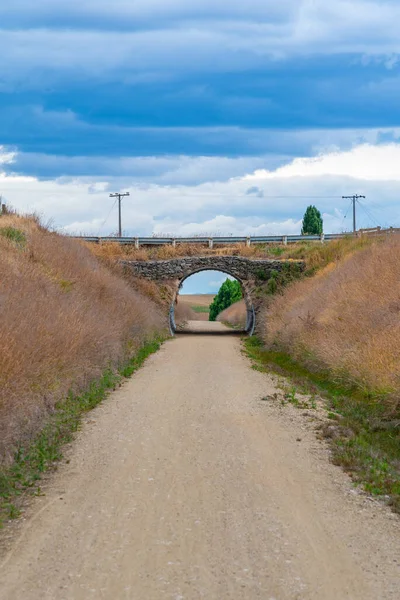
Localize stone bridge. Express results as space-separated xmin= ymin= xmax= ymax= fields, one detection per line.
xmin=122 ymin=256 xmax=302 ymax=335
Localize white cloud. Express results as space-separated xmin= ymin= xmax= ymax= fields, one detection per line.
xmin=8 ymin=151 xmax=269 ymax=185
xmin=245 ymin=143 xmax=400 ymax=182
xmin=208 ymin=275 xmax=234 ymax=288
xmin=5 ymin=123 xmax=400 ymax=180
xmin=1 ymin=142 xmax=400 ymax=236
xmin=0 ymin=146 xmax=16 ymax=164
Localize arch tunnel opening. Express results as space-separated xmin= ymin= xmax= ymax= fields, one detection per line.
xmin=169 ymin=269 xmax=255 ymax=336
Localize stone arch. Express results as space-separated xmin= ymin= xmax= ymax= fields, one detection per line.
xmin=123 ymin=255 xmax=303 ymax=337
xmin=170 ymin=267 xmax=256 ymax=336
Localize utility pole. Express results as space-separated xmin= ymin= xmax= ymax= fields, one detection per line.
xmin=109 ymin=192 xmax=130 ymax=237
xmin=342 ymin=194 xmax=365 ymax=233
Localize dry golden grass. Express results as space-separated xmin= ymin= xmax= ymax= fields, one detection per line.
xmin=85 ymin=235 xmax=379 ymax=267
xmin=87 ymin=241 xmax=212 ymax=261
xmin=86 ymin=240 xmax=279 ymax=261
xmin=174 ymin=302 xmax=198 ymax=325
xmin=0 ymin=215 xmax=166 ymax=464
xmin=217 ymin=300 xmax=247 ymax=329
xmin=261 ymin=235 xmax=400 ymax=404
xmin=282 ymin=235 xmax=379 ymax=271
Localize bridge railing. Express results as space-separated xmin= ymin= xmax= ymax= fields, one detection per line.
xmin=70 ymin=228 xmax=398 ymax=247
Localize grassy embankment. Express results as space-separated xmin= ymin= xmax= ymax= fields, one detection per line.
xmin=86 ymin=237 xmax=338 ymax=261
xmin=0 ymin=214 xmax=168 ymax=525
xmin=175 ymin=304 xmax=209 ymax=324
xmin=247 ymin=234 xmax=400 ymax=511
xmin=217 ymin=300 xmax=247 ymax=329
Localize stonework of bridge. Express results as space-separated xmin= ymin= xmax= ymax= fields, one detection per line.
xmin=122 ymin=256 xmax=301 ymax=335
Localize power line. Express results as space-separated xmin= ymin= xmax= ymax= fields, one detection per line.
xmin=109 ymin=192 xmax=130 ymax=238
xmin=251 ymin=196 xmax=342 ymax=199
xmin=177 ymin=194 xmax=343 ymax=199
xmin=342 ymin=194 xmax=365 ymax=233
xmin=97 ymin=197 xmax=117 ymax=236
xmin=339 ymin=198 xmax=353 ymax=232
xmin=356 ymin=199 xmax=382 ymax=228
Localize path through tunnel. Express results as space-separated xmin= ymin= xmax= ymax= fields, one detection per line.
xmin=170 ymin=269 xmax=255 ymax=336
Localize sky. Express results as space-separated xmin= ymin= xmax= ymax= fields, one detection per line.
xmin=180 ymin=271 xmax=234 ymax=295
xmin=1 ymin=1 xmax=400 ymax=293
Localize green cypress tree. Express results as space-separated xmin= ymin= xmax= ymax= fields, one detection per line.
xmin=301 ymin=205 xmax=323 ymax=235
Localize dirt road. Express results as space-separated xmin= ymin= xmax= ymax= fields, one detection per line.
xmin=1 ymin=324 xmax=399 ymax=599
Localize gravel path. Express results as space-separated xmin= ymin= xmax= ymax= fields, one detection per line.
xmin=1 ymin=324 xmax=399 ymax=599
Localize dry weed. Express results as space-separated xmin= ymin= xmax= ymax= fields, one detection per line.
xmin=0 ymin=215 xmax=166 ymax=464
xmin=175 ymin=303 xmax=198 ymax=325
xmin=217 ymin=300 xmax=247 ymax=328
xmin=86 ymin=241 xmax=267 ymax=261
xmin=85 ymin=235 xmax=379 ymax=266
xmin=261 ymin=235 xmax=400 ymax=402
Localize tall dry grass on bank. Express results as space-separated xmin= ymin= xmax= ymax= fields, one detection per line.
xmin=86 ymin=241 xmax=270 ymax=261
xmin=174 ymin=302 xmax=198 ymax=325
xmin=217 ymin=300 xmax=247 ymax=329
xmin=86 ymin=235 xmax=378 ymax=264
xmin=0 ymin=215 xmax=166 ymax=464
xmin=261 ymin=235 xmax=400 ymax=405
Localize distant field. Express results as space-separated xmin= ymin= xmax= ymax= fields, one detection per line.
xmin=177 ymin=294 xmax=214 ymax=321
xmin=179 ymin=294 xmax=215 ymax=307
xmin=192 ymin=306 xmax=210 ymax=313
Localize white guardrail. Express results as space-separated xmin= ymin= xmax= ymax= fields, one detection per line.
xmin=71 ymin=227 xmax=398 ymax=247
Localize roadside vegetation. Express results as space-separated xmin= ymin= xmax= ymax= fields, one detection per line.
xmin=209 ymin=279 xmax=242 ymax=321
xmin=244 ymin=337 xmax=400 ymax=512
xmin=174 ymin=302 xmax=198 ymax=326
xmin=260 ymin=235 xmax=400 ymax=403
xmin=217 ymin=299 xmax=247 ymax=329
xmin=0 ymin=213 xmax=167 ymax=524
xmin=1 ymin=338 xmax=164 ymax=525
xmin=85 ymin=231 xmax=376 ymax=264
xmin=254 ymin=233 xmax=400 ymax=511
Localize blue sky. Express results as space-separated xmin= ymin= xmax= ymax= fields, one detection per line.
xmin=1 ymin=0 xmax=400 ymax=249
xmin=180 ymin=271 xmax=234 ymax=295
